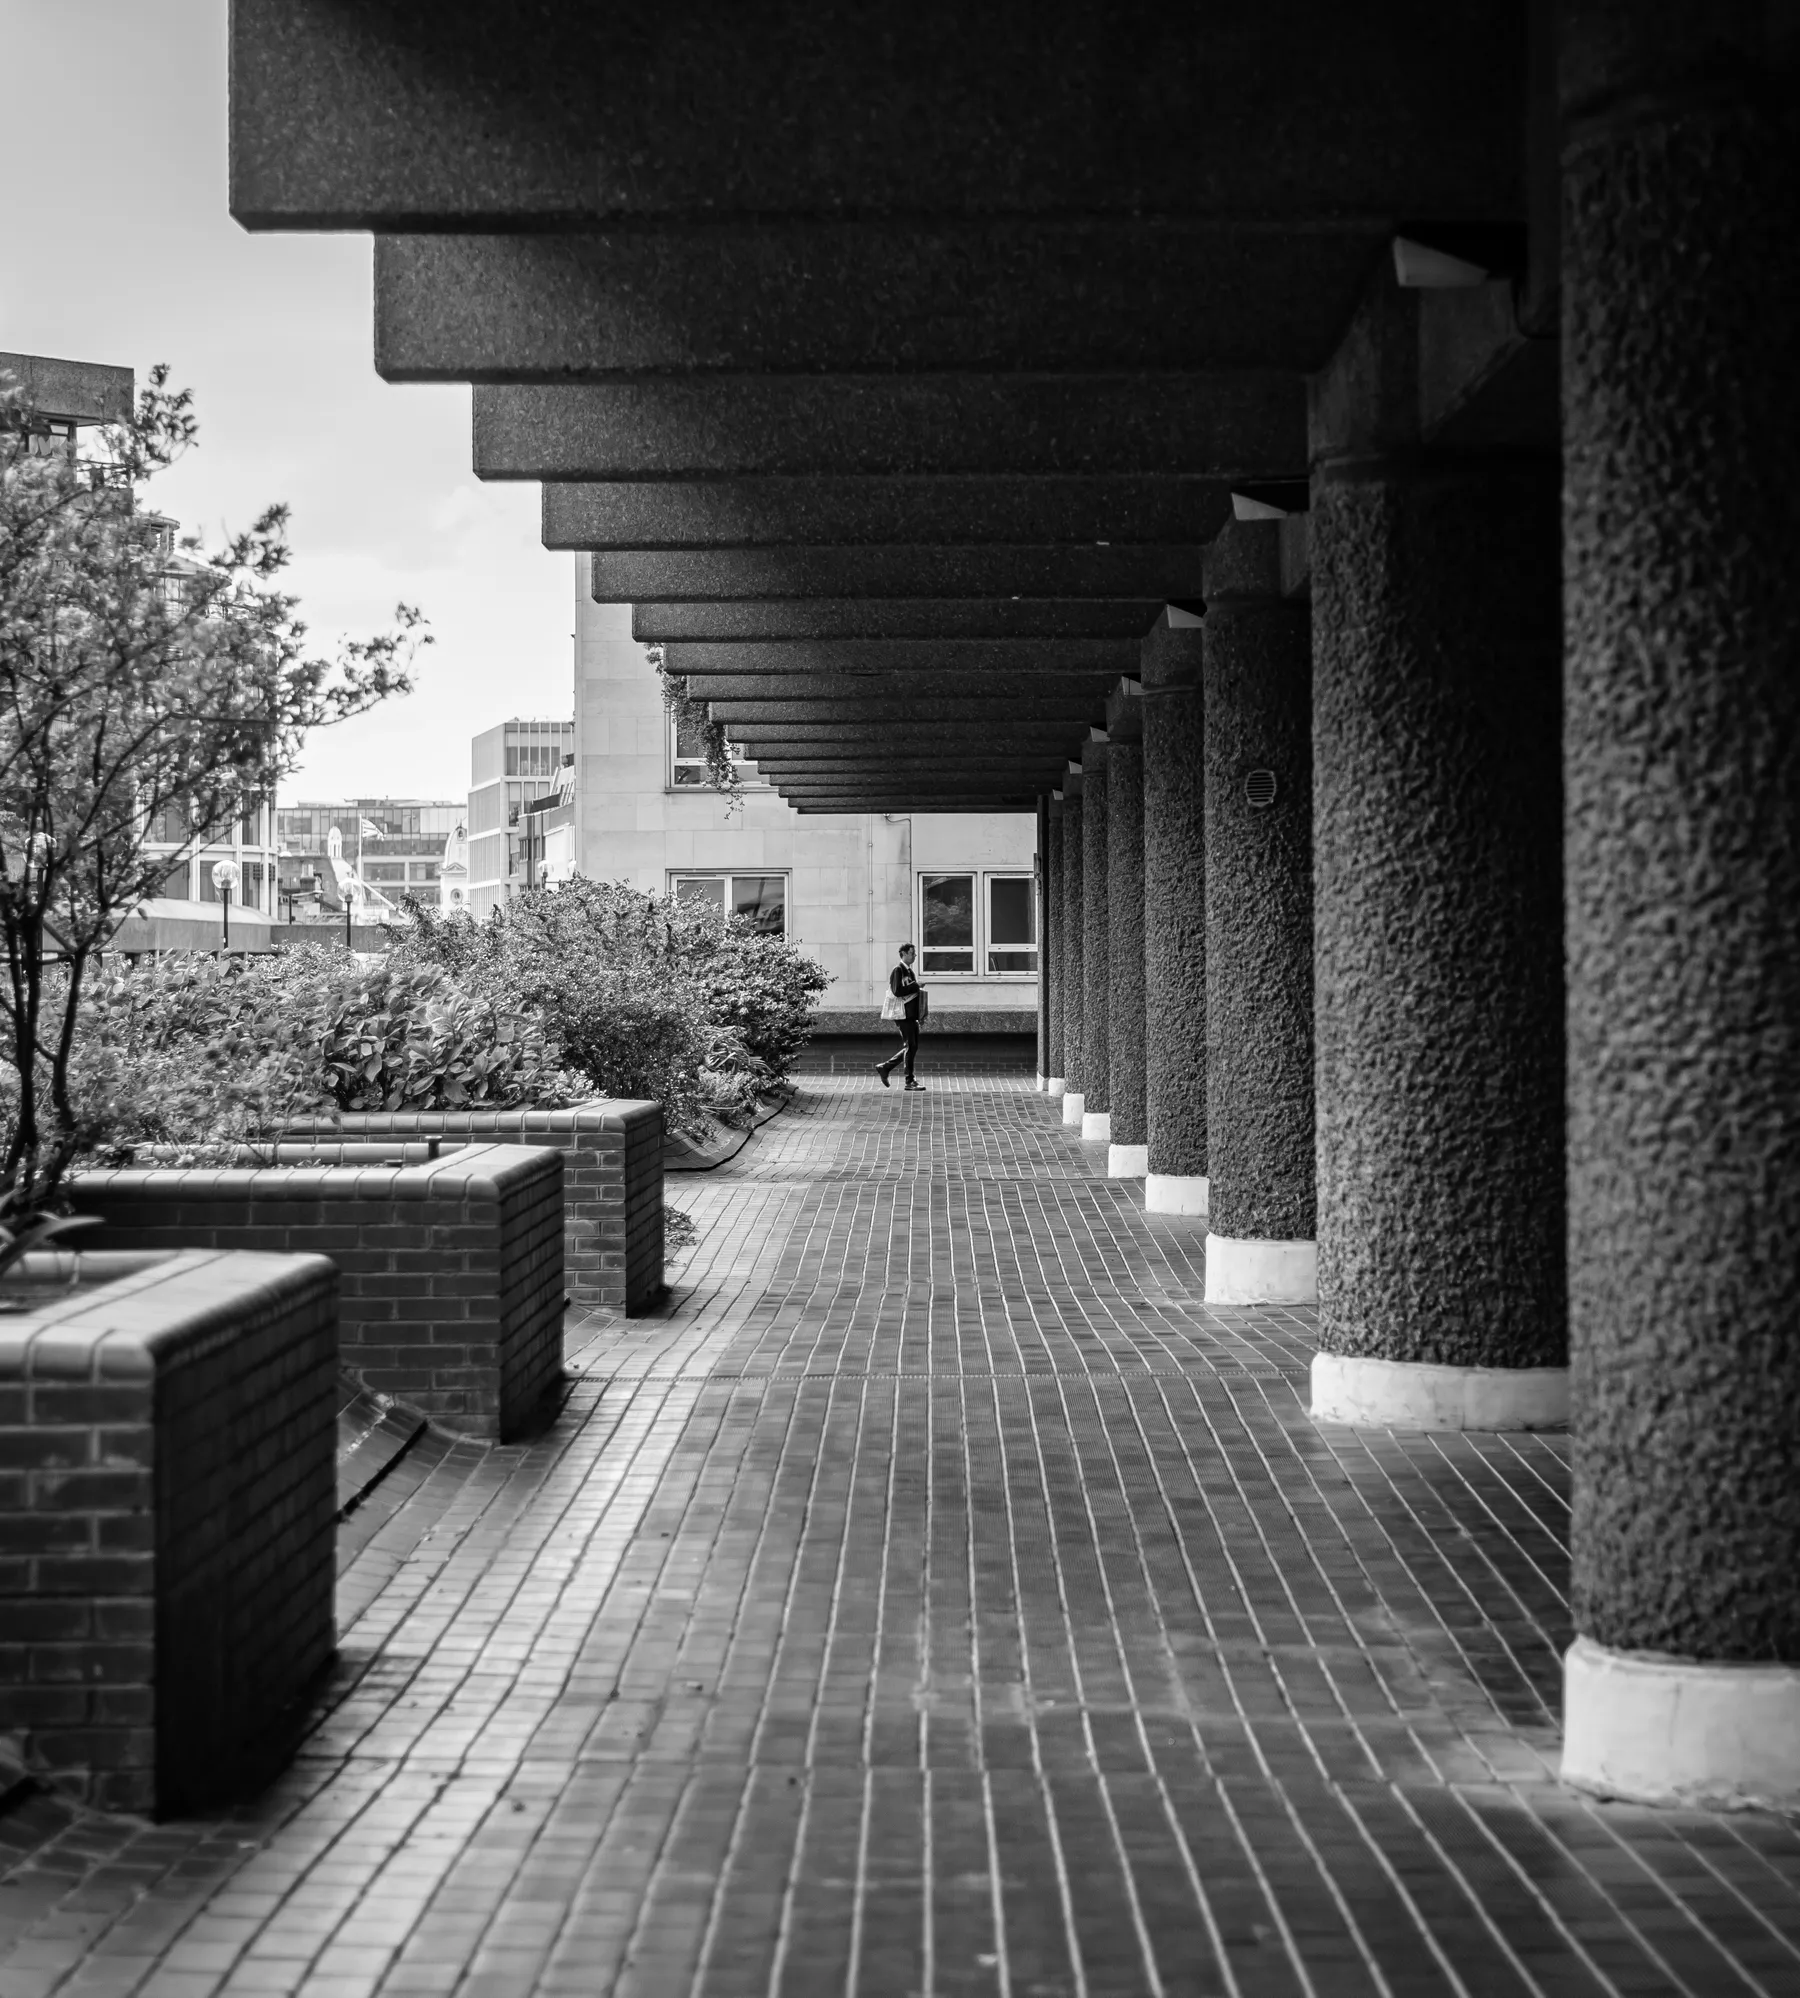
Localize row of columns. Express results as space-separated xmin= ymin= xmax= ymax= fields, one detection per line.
xmin=1030 ymin=14 xmax=1800 ymax=1810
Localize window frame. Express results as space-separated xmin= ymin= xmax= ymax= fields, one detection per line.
xmin=667 ymin=716 xmax=767 ymax=792
xmin=914 ymin=869 xmax=1039 ymax=979
xmin=667 ymin=869 xmax=791 ymax=938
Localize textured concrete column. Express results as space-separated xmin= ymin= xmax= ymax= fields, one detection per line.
xmin=1556 ymin=9 xmax=1800 ymax=1811
xmin=1203 ymin=523 xmax=1315 ymax=1302
xmin=1035 ymin=796 xmax=1051 ymax=1089
xmin=1044 ymin=796 xmax=1066 ymax=1095
xmin=1141 ymin=615 xmax=1207 ymax=1215
xmin=1104 ymin=683 xmax=1146 ymax=1177
xmin=1060 ymin=772 xmax=1085 ymax=1126
xmin=1079 ymin=733 xmax=1110 ymax=1142
xmin=1309 ymin=347 xmax=1566 ymax=1429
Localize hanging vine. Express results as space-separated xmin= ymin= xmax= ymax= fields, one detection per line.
xmin=648 ymin=643 xmax=743 ymax=812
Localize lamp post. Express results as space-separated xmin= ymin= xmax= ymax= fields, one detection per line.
xmin=211 ymin=857 xmax=241 ymax=953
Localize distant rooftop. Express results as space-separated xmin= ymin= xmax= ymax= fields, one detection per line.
xmin=0 ymin=352 xmax=133 ymax=427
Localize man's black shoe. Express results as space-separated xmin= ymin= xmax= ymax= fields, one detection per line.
xmin=904 ymin=1081 xmax=926 ymax=1091
xmin=875 ymin=1062 xmax=891 ymax=1087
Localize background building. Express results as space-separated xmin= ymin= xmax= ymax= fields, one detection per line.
xmin=467 ymin=718 xmax=575 ymax=916
xmin=275 ymin=798 xmax=463 ymax=923
xmin=573 ymin=585 xmax=1036 ymax=1028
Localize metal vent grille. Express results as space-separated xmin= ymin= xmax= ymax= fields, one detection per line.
xmin=1245 ymin=768 xmax=1278 ymax=808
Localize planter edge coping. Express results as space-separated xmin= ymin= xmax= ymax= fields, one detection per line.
xmin=0 ymin=1246 xmax=337 ymax=1381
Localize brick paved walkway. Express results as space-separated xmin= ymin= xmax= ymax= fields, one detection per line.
xmin=5 ymin=1077 xmax=1800 ymax=1996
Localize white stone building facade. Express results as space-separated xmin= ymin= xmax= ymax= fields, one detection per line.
xmin=574 ymin=586 xmax=1037 ymax=1028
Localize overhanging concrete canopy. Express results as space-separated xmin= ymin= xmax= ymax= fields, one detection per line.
xmin=632 ymin=601 xmax=1165 ymax=642
xmin=374 ymin=228 xmax=1391 ymax=380
xmin=543 ymin=479 xmax=1232 ymax=550
xmin=474 ymin=376 xmax=1304 ymax=480
xmin=590 ymin=548 xmax=1210 ymax=601
xmin=664 ymin=641 xmax=1139 ymax=678
xmin=230 ymin=5 xmax=1522 ymax=228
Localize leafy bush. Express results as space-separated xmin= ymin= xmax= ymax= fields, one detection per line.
xmin=316 ymin=960 xmax=582 ymax=1112
xmin=25 ymin=946 xmax=584 ymax=1165
xmin=397 ymin=877 xmax=829 ymax=1133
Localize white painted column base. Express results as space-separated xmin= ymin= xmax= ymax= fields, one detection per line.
xmin=1081 ymin=1110 xmax=1111 ymax=1142
xmin=1047 ymin=1076 xmax=1066 ymax=1098
xmin=1035 ymin=1072 xmax=1047 ymax=1092
xmin=1144 ymin=1173 xmax=1208 ymax=1217
xmin=1310 ymin=1354 xmax=1569 ymax=1430
xmin=1562 ymin=1635 xmax=1800 ymax=1810
xmin=1107 ymin=1143 xmax=1148 ymax=1178
xmin=1203 ymin=1234 xmax=1317 ymax=1305
xmin=1061 ymin=1091 xmax=1085 ymax=1127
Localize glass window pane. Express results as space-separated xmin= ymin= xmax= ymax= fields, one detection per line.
xmin=732 ymin=875 xmax=786 ymax=935
xmin=674 ymin=876 xmax=727 ymax=917
xmin=921 ymin=873 xmax=975 ymax=972
xmin=673 ymin=714 xmax=708 ymax=760
xmin=987 ymin=875 xmax=1038 ymax=972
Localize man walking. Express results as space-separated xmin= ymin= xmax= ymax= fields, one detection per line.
xmin=876 ymin=942 xmax=926 ymax=1090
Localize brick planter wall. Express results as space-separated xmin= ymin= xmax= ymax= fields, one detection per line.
xmin=0 ymin=1248 xmax=338 ymax=1816
xmin=68 ymin=1145 xmax=564 ymax=1441
xmin=280 ymin=1101 xmax=664 ymax=1315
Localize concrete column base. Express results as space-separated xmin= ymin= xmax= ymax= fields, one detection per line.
xmin=1047 ymin=1077 xmax=1066 ymax=1098
xmin=1562 ymin=1636 xmax=1800 ymax=1811
xmin=1081 ymin=1110 xmax=1111 ymax=1142
xmin=1310 ymin=1353 xmax=1569 ymax=1430
xmin=1204 ymin=1235 xmax=1317 ymax=1305
xmin=1145 ymin=1173 xmax=1208 ymax=1216
xmin=1107 ymin=1143 xmax=1148 ymax=1178
xmin=1061 ymin=1092 xmax=1085 ymax=1127
xmin=1035 ymin=1073 xmax=1046 ymax=1092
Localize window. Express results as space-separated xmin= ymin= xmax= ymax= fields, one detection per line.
xmin=917 ymin=871 xmax=1038 ymax=976
xmin=363 ymin=862 xmax=408 ymax=884
xmin=920 ymin=874 xmax=975 ymax=972
xmin=668 ymin=717 xmax=766 ymax=788
xmin=670 ymin=872 xmax=788 ymax=937
xmin=986 ymin=874 xmax=1038 ymax=973
xmin=505 ymin=741 xmax=568 ymax=778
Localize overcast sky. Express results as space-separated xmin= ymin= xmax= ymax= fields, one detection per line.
xmin=1 ymin=0 xmax=578 ymax=805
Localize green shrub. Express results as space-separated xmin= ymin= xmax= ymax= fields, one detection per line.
xmin=397 ymin=876 xmax=830 ymax=1132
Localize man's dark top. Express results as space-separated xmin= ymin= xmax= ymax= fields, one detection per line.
xmin=889 ymin=961 xmax=922 ymax=1022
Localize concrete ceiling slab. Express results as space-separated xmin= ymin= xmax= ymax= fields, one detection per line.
xmin=231 ymin=4 xmax=1522 ymax=228
xmin=632 ymin=601 xmax=1165 ymax=642
xmin=542 ymin=478 xmax=1233 ymax=551
xmin=375 ymin=226 xmax=1389 ymax=380
xmin=474 ymin=375 xmax=1303 ymax=480
xmin=590 ymin=547 xmax=1209 ymax=601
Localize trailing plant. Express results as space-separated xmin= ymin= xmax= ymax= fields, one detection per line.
xmin=648 ymin=641 xmax=742 ymax=810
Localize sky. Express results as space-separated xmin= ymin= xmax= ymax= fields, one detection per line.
xmin=0 ymin=0 xmax=578 ymax=805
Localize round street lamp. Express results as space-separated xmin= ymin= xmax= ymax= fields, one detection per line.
xmin=211 ymin=857 xmax=241 ymax=952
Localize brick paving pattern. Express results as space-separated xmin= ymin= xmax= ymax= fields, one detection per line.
xmin=4 ymin=1074 xmax=1799 ymax=1995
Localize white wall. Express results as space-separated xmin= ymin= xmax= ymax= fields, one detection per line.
xmin=573 ymin=574 xmax=1037 ymax=1014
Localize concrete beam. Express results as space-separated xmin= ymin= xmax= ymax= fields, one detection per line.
xmin=543 ymin=479 xmax=1231 ymax=551
xmin=474 ymin=376 xmax=1303 ymax=480
xmin=708 ymin=701 xmax=1104 ymax=726
xmin=633 ymin=601 xmax=1164 ymax=643
xmin=791 ymin=799 xmax=1040 ymax=814
xmin=232 ymin=5 xmax=1523 ymax=230
xmin=375 ymin=228 xmax=1389 ymax=380
xmin=683 ymin=675 xmax=1120 ymax=705
xmin=591 ymin=548 xmax=1209 ymax=602
xmin=667 ymin=641 xmax=1137 ymax=678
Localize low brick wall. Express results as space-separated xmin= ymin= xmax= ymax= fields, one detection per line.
xmin=0 ymin=1248 xmax=338 ymax=1816
xmin=280 ymin=1101 xmax=664 ymax=1314
xmin=68 ymin=1144 xmax=564 ymax=1440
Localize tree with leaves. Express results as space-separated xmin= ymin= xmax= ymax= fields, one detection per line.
xmin=0 ymin=364 xmax=425 ymax=1253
